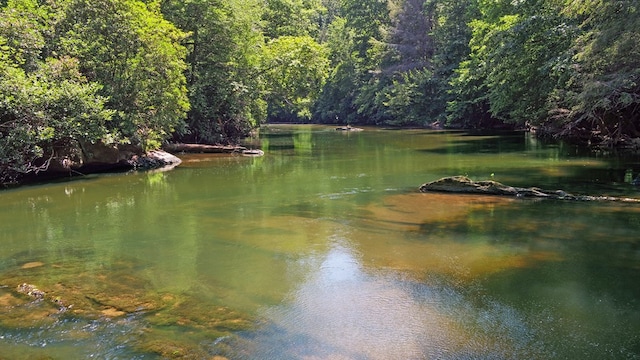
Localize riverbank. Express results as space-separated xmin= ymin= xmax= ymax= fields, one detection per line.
xmin=4 ymin=123 xmax=640 ymax=189
xmin=4 ymin=149 xmax=181 ymax=188
xmin=1 ymin=142 xmax=260 ymax=188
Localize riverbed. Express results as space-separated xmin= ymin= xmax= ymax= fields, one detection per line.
xmin=1 ymin=125 xmax=639 ymax=359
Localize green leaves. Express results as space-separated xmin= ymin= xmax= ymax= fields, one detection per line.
xmin=53 ymin=0 xmax=189 ymax=150
xmin=261 ymin=35 xmax=329 ymax=121
xmin=2 ymin=0 xmax=637 ymax=184
xmin=0 ymin=0 xmax=48 ymax=71
xmin=261 ymin=0 xmax=324 ymax=39
xmin=161 ymin=0 xmax=266 ymax=143
xmin=0 ymin=55 xmax=113 ymax=182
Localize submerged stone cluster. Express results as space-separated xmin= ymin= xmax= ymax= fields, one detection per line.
xmin=0 ymin=257 xmax=252 ymax=359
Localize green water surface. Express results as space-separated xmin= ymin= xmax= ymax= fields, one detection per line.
xmin=0 ymin=125 xmax=639 ymax=359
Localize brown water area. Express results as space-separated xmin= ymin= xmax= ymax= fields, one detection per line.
xmin=359 ymin=192 xmax=564 ymax=283
xmin=0 ymin=125 xmax=639 ymax=359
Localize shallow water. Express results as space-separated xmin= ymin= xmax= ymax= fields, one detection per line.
xmin=1 ymin=125 xmax=639 ymax=359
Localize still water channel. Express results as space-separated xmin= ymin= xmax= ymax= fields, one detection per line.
xmin=1 ymin=125 xmax=639 ymax=359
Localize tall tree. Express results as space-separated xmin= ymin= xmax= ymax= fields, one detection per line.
xmin=162 ymin=0 xmax=265 ymax=143
xmin=313 ymin=16 xmax=360 ymax=123
xmin=550 ymin=0 xmax=640 ymax=145
xmin=314 ymin=0 xmax=391 ymax=124
xmin=349 ymin=0 xmax=439 ymax=126
xmin=261 ymin=35 xmax=330 ymax=121
xmin=261 ymin=0 xmax=325 ymax=39
xmin=54 ymin=0 xmax=189 ymax=149
xmin=427 ymin=0 xmax=478 ymax=125
xmin=0 ymin=0 xmax=113 ymax=183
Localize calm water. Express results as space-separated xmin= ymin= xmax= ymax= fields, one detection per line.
xmin=1 ymin=125 xmax=639 ymax=359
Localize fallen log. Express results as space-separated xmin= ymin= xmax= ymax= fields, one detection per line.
xmin=163 ymin=143 xmax=246 ymax=154
xmin=419 ymin=176 xmax=640 ymax=202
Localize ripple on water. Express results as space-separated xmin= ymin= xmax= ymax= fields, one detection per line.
xmin=0 ymin=315 xmax=152 ymax=359
xmin=222 ymin=243 xmax=551 ymax=360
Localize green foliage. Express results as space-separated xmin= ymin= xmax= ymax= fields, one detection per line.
xmin=314 ymin=16 xmax=361 ymax=123
xmin=341 ymin=0 xmax=390 ymax=62
xmin=0 ymin=0 xmax=48 ymax=71
xmin=552 ymin=0 xmax=640 ymax=144
xmin=3 ymin=0 xmax=639 ymax=184
xmin=54 ymin=0 xmax=189 ymax=149
xmin=262 ymin=0 xmax=325 ymax=39
xmin=0 ymin=0 xmax=117 ymax=183
xmin=314 ymin=0 xmax=392 ymax=124
xmin=319 ymin=0 xmax=442 ymax=127
xmin=162 ymin=0 xmax=265 ymax=143
xmin=261 ymin=35 xmax=329 ymax=122
xmin=444 ymin=0 xmax=638 ymax=142
xmin=0 ymin=55 xmax=112 ymax=183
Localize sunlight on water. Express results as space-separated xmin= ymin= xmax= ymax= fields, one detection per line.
xmin=1 ymin=125 xmax=639 ymax=359
xmin=227 ymin=230 xmax=551 ymax=359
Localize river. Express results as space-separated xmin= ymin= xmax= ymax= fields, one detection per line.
xmin=0 ymin=125 xmax=639 ymax=359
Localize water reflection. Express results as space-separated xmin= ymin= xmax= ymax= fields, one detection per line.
xmin=420 ymin=132 xmax=528 ymax=155
xmin=234 ymin=235 xmax=549 ymax=359
xmin=1 ymin=125 xmax=640 ymax=359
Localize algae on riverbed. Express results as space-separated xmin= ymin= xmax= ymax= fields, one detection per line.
xmin=0 ymin=255 xmax=253 ymax=358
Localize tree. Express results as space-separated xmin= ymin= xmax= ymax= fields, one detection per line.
xmin=341 ymin=0 xmax=390 ymax=62
xmin=549 ymin=0 xmax=640 ymax=145
xmin=427 ymin=0 xmax=478 ymax=125
xmin=0 ymin=53 xmax=112 ymax=183
xmin=0 ymin=0 xmax=114 ymax=183
xmin=261 ymin=35 xmax=330 ymax=121
xmin=261 ymin=0 xmax=325 ymax=39
xmin=341 ymin=0 xmax=439 ymax=126
xmin=446 ymin=0 xmax=576 ymax=129
xmin=0 ymin=0 xmax=48 ymax=72
xmin=313 ymin=16 xmax=361 ymax=123
xmin=162 ymin=0 xmax=265 ymax=143
xmin=54 ymin=0 xmax=189 ymax=149
xmin=314 ymin=0 xmax=391 ymax=124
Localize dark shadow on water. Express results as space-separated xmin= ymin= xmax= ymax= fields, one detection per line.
xmin=261 ymin=132 xmax=297 ymax=139
xmin=419 ymin=131 xmax=528 ymax=155
xmin=265 ymin=144 xmax=295 ymax=151
xmin=498 ymin=166 xmax=640 ymax=196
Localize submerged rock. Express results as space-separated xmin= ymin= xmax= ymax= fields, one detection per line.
xmin=0 ymin=256 xmax=253 ymax=357
xmin=21 ymin=261 xmax=45 ymax=269
xmin=16 ymin=283 xmax=45 ymax=300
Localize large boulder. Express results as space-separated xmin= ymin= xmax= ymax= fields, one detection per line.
xmin=45 ymin=140 xmax=141 ymax=174
xmin=419 ymin=176 xmax=521 ymax=196
xmin=27 ymin=141 xmax=181 ymax=182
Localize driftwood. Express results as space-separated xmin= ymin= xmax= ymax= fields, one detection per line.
xmin=419 ymin=176 xmax=640 ymax=203
xmin=336 ymin=126 xmax=363 ymax=132
xmin=163 ymin=143 xmax=246 ymax=154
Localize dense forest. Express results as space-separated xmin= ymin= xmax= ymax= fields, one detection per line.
xmin=1 ymin=0 xmax=639 ymax=183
